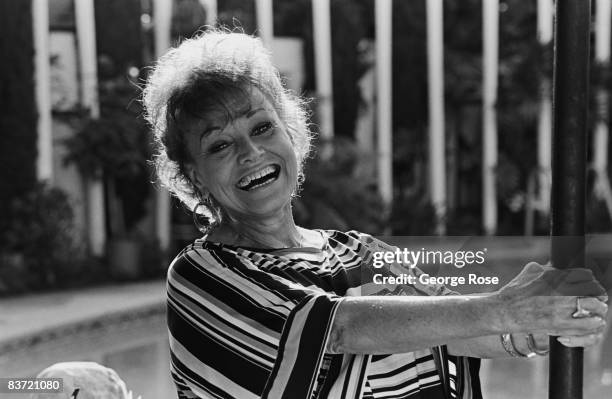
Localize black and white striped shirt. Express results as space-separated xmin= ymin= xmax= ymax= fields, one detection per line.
xmin=166 ymin=230 xmax=479 ymax=398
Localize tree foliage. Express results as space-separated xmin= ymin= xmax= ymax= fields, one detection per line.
xmin=0 ymin=183 xmax=93 ymax=295
xmin=94 ymin=0 xmax=144 ymax=78
xmin=108 ymin=0 xmax=611 ymax=235
xmin=0 ymin=0 xmax=37 ymax=238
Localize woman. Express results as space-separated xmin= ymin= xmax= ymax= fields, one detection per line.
xmin=143 ymin=30 xmax=608 ymax=399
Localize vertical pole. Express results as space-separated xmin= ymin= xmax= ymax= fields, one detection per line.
xmin=255 ymin=0 xmax=274 ymax=48
xmin=426 ymin=0 xmax=446 ymax=234
xmin=549 ymin=1 xmax=590 ymax=398
xmin=32 ymin=0 xmax=53 ymax=181
xmin=75 ymin=0 xmax=100 ymax=119
xmin=312 ymin=0 xmax=334 ymax=142
xmin=534 ymin=0 xmax=554 ymax=377
xmin=482 ymin=0 xmax=499 ymax=235
xmin=198 ymin=0 xmax=217 ymax=26
xmin=593 ymin=0 xmax=612 ymax=218
xmin=535 ymin=0 xmax=553 ymax=379
xmin=537 ymin=0 xmax=553 ymax=214
xmin=375 ymin=0 xmax=393 ymax=204
xmin=75 ymin=0 xmax=105 ymax=255
xmin=154 ymin=0 xmax=172 ymax=252
xmin=154 ymin=0 xmax=172 ymax=58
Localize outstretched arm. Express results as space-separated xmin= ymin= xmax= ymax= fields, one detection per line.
xmin=327 ymin=264 xmax=608 ymax=356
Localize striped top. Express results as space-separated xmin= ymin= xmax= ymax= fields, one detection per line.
xmin=166 ymin=230 xmax=480 ymax=399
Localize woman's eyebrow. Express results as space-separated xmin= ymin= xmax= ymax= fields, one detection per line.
xmin=199 ymin=126 xmax=221 ymax=142
xmin=199 ymin=107 xmax=267 ymax=141
xmin=243 ymin=107 xmax=265 ymax=118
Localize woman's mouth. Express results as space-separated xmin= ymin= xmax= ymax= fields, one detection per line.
xmin=236 ymin=165 xmax=281 ymax=191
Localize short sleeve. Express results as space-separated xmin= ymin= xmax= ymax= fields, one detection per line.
xmin=166 ymin=246 xmax=343 ymax=399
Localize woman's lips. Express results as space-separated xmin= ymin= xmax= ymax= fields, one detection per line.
xmin=236 ymin=164 xmax=281 ymax=191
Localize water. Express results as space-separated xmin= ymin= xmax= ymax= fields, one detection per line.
xmin=2 ymin=310 xmax=611 ymax=398
xmin=0 ymin=310 xmax=175 ymax=399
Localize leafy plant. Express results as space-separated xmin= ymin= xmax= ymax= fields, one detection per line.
xmin=294 ymin=137 xmax=387 ymax=234
xmin=0 ymin=0 xmax=37 ymax=234
xmin=63 ymin=112 xmax=149 ymax=180
xmin=0 ymin=183 xmax=100 ymax=295
xmin=62 ymin=84 xmax=151 ymax=238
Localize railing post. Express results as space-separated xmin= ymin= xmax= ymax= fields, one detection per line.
xmin=482 ymin=0 xmax=499 ymax=236
xmin=375 ymin=0 xmax=393 ymax=205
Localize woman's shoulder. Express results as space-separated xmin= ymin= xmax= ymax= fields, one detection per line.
xmin=166 ymin=239 xmax=238 ymax=278
xmin=318 ymin=229 xmax=386 ymax=248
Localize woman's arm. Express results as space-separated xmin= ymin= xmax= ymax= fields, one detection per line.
xmin=328 ymin=264 xmax=607 ymax=355
xmin=446 ymin=333 xmax=544 ymax=358
xmin=328 ymin=294 xmax=504 ymax=354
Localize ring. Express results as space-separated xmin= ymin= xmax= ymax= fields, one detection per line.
xmin=526 ymin=334 xmax=550 ymax=356
xmin=572 ymin=297 xmax=591 ymax=318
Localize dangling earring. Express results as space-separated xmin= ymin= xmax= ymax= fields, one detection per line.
xmin=192 ymin=200 xmax=212 ymax=235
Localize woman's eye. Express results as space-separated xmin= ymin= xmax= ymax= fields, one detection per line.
xmin=252 ymin=122 xmax=274 ymax=136
xmin=209 ymin=141 xmax=230 ymax=153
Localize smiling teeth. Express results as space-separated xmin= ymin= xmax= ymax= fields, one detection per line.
xmin=237 ymin=166 xmax=277 ymax=188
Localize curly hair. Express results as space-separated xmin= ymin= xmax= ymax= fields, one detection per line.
xmin=142 ymin=29 xmax=313 ymax=227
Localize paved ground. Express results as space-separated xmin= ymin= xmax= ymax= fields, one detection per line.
xmin=0 ymin=280 xmax=165 ymax=348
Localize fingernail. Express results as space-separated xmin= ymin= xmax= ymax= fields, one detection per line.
xmin=558 ymin=337 xmax=571 ymax=345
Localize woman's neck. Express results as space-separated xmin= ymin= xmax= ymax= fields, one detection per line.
xmin=215 ymin=205 xmax=304 ymax=249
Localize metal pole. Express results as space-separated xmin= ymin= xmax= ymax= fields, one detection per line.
xmin=75 ymin=0 xmax=105 ymax=256
xmin=537 ymin=0 xmax=553 ymax=215
xmin=154 ymin=0 xmax=173 ymax=252
xmin=198 ymin=0 xmax=217 ymax=26
xmin=482 ymin=0 xmax=499 ymax=235
xmin=255 ymin=0 xmax=274 ymax=48
xmin=32 ymin=0 xmax=53 ymax=181
xmin=375 ymin=0 xmax=393 ymax=204
xmin=593 ymin=0 xmax=612 ymax=219
xmin=549 ymin=1 xmax=590 ymax=398
xmin=426 ymin=0 xmax=446 ymax=235
xmin=312 ymin=0 xmax=334 ymax=142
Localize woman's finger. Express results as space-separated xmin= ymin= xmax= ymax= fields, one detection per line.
xmin=551 ymin=315 xmax=607 ymax=336
xmin=541 ymin=262 xmax=554 ymax=271
xmin=557 ymin=332 xmax=604 ymax=348
xmin=575 ymin=297 xmax=609 ymax=318
xmin=544 ymin=276 xmax=607 ymax=297
xmin=564 ymin=268 xmax=594 ymax=283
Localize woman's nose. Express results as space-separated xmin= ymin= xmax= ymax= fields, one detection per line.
xmin=237 ymin=138 xmax=264 ymax=164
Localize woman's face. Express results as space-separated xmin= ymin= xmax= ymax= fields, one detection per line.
xmin=184 ymin=87 xmax=299 ymax=221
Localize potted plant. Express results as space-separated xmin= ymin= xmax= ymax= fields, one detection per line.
xmin=63 ymin=93 xmax=151 ymax=279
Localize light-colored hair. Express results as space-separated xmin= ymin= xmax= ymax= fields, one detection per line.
xmin=142 ymin=29 xmax=313 ymax=225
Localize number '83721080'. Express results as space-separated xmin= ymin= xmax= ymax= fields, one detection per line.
xmin=0 ymin=377 xmax=63 ymax=393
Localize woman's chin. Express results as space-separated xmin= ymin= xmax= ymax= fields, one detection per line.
xmin=232 ymin=185 xmax=292 ymax=216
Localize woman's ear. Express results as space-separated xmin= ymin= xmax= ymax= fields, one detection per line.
xmin=185 ymin=163 xmax=206 ymax=194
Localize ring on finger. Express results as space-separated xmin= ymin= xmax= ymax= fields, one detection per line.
xmin=526 ymin=334 xmax=549 ymax=356
xmin=572 ymin=297 xmax=591 ymax=318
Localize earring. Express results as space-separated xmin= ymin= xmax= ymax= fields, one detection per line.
xmin=192 ymin=200 xmax=212 ymax=235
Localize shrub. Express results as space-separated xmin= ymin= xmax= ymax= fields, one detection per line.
xmin=0 ymin=183 xmax=101 ymax=295
xmin=294 ymin=137 xmax=387 ymax=234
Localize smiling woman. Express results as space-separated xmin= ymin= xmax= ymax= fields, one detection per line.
xmin=181 ymin=87 xmax=300 ymax=228
xmin=142 ymin=29 xmax=608 ymax=399
xmin=143 ymin=34 xmax=311 ymax=236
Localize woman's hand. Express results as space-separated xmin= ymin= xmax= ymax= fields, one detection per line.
xmin=495 ymin=262 xmax=608 ymax=338
xmin=329 ymin=262 xmax=607 ymax=356
xmin=528 ymin=329 xmax=605 ymax=350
